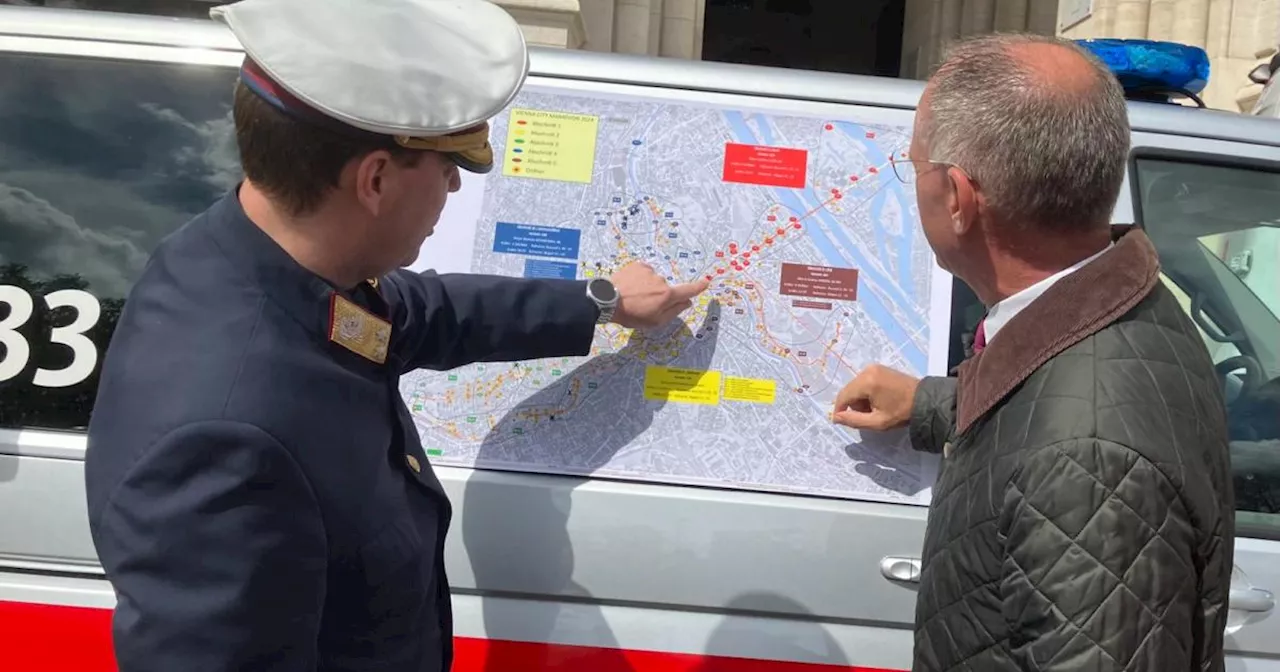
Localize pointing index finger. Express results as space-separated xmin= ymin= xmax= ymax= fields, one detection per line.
xmin=833 ymin=377 xmax=869 ymax=411
xmin=667 ymin=276 xmax=712 ymax=305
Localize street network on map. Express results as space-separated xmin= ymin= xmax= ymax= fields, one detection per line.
xmin=400 ymin=86 xmax=943 ymax=505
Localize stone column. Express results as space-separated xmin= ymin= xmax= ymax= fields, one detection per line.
xmin=692 ymin=0 xmax=706 ymax=58
xmin=612 ymin=0 xmax=653 ymax=54
xmin=578 ymin=0 xmax=617 ymax=51
xmin=648 ymin=0 xmax=662 ymax=55
xmin=994 ymin=0 xmax=1029 ymax=32
xmin=659 ymin=0 xmax=699 ymax=58
xmin=1146 ymin=0 xmax=1176 ymax=40
xmin=1025 ymin=0 xmax=1058 ymax=34
xmin=961 ymin=0 xmax=996 ymax=36
xmin=1172 ymin=0 xmax=1210 ymax=46
xmin=1114 ymin=0 xmax=1150 ymax=38
xmin=902 ymin=0 xmax=1056 ymax=78
xmin=495 ymin=0 xmax=588 ymax=49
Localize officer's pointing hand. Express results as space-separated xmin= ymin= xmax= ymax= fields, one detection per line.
xmin=831 ymin=364 xmax=920 ymax=431
xmin=609 ymin=261 xmax=712 ymax=329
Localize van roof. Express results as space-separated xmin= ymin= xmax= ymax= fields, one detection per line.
xmin=5 ymin=4 xmax=1280 ymax=150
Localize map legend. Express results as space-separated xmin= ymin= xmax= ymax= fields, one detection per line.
xmin=721 ymin=143 xmax=808 ymax=188
xmin=502 ymin=108 xmax=599 ymax=183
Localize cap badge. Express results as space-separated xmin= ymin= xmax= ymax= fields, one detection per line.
xmin=328 ymin=293 xmax=391 ymax=364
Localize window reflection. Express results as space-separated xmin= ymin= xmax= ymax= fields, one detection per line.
xmin=1136 ymin=157 xmax=1280 ymax=531
xmin=0 ymin=53 xmax=241 ymax=430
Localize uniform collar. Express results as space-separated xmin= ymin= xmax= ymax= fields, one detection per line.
xmin=954 ymin=228 xmax=1161 ymax=434
xmin=204 ymin=186 xmax=340 ymax=341
xmin=983 ymin=241 xmax=1114 ymax=344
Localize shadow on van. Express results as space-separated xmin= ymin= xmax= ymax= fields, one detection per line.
xmin=692 ymin=592 xmax=849 ymax=670
xmin=847 ymin=427 xmax=929 ymax=498
xmin=461 ymin=302 xmax=721 ymax=671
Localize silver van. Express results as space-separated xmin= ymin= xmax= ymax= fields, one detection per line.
xmin=0 ymin=6 xmax=1278 ymax=671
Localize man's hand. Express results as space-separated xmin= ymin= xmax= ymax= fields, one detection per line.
xmin=832 ymin=364 xmax=920 ymax=431
xmin=609 ymin=262 xmax=711 ymax=329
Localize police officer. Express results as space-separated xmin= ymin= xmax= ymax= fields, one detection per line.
xmin=83 ymin=0 xmax=710 ymax=670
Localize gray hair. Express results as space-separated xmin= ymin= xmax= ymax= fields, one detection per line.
xmin=923 ymin=33 xmax=1130 ymax=234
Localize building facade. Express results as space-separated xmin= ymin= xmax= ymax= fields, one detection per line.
xmin=504 ymin=0 xmax=1280 ymax=113
xmin=496 ymin=0 xmax=705 ymax=59
xmin=10 ymin=1 xmax=1273 ymax=111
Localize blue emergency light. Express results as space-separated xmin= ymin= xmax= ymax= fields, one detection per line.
xmin=1075 ymin=38 xmax=1211 ymax=106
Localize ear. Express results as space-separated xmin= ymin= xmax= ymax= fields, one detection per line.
xmin=946 ymin=166 xmax=981 ymax=236
xmin=352 ymin=150 xmax=395 ymax=216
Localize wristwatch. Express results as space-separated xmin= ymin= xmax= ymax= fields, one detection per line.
xmin=585 ymin=277 xmax=619 ymax=324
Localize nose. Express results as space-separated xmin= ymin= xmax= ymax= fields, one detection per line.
xmin=448 ymin=165 xmax=461 ymax=193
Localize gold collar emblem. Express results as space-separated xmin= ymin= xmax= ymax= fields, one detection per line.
xmin=328 ymin=293 xmax=391 ymax=364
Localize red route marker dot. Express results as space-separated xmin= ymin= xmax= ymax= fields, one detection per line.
xmin=824 ymin=124 xmax=834 ymax=130
xmin=743 ymin=252 xmax=751 ymax=258
xmin=850 ymin=176 xmax=859 ymax=182
xmin=789 ymin=216 xmax=798 ymax=222
xmin=744 ymin=260 xmax=751 ymax=267
xmin=716 ymin=268 xmax=725 ymax=274
xmin=715 ymin=250 xmax=725 ymax=258
xmin=835 ymin=193 xmax=844 ymax=200
xmin=752 ymin=245 xmax=760 ymax=251
xmin=705 ymin=275 xmax=713 ymax=281
xmin=793 ymin=222 xmax=802 ymax=229
xmin=868 ymin=167 xmax=879 ymax=174
xmin=765 ymin=237 xmax=774 ymax=245
xmin=766 ymin=215 xmax=776 ymax=222
xmin=865 ymin=131 xmax=876 ymax=139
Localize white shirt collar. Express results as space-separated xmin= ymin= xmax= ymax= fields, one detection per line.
xmin=983 ymin=242 xmax=1114 ymax=345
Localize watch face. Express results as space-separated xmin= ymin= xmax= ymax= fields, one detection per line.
xmin=589 ymin=278 xmax=618 ymax=303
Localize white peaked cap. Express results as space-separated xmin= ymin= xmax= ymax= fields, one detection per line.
xmin=210 ymin=0 xmax=530 ymax=173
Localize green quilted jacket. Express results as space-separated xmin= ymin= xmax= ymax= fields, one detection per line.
xmin=908 ymin=228 xmax=1234 ymax=671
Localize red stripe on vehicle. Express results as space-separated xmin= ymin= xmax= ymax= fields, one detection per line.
xmin=451 ymin=637 xmax=901 ymax=671
xmin=0 ymin=600 xmax=903 ymax=672
xmin=0 ymin=600 xmax=115 ymax=671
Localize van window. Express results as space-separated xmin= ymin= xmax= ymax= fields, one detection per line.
xmin=0 ymin=52 xmax=240 ymax=431
xmin=1133 ymin=155 xmax=1280 ymax=539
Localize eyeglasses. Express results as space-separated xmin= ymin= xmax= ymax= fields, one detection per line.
xmin=889 ymin=150 xmax=957 ymax=185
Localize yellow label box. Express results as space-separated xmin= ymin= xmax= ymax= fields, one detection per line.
xmin=643 ymin=366 xmax=721 ymax=405
xmin=723 ymin=376 xmax=777 ymax=404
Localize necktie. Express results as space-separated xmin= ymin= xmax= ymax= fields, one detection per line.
xmin=973 ymin=319 xmax=987 ymax=354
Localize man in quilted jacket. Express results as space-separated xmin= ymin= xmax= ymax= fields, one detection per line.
xmin=833 ymin=33 xmax=1234 ymax=671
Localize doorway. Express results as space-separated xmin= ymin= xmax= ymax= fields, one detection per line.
xmin=701 ymin=0 xmax=907 ymax=77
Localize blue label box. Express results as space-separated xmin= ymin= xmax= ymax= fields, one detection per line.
xmin=493 ymin=222 xmax=581 ymax=261
xmin=523 ymin=259 xmax=578 ymax=280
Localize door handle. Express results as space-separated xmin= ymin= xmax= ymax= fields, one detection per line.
xmin=880 ymin=555 xmax=922 ymax=584
xmin=1230 ymin=587 xmax=1276 ymax=613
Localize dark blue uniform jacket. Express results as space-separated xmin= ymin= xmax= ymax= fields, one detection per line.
xmin=84 ymin=189 xmax=598 ymax=671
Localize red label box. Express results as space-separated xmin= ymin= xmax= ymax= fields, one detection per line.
xmin=722 ymin=143 xmax=808 ymax=189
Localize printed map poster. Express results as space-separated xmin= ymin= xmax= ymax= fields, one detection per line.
xmin=405 ymin=83 xmax=952 ymax=506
